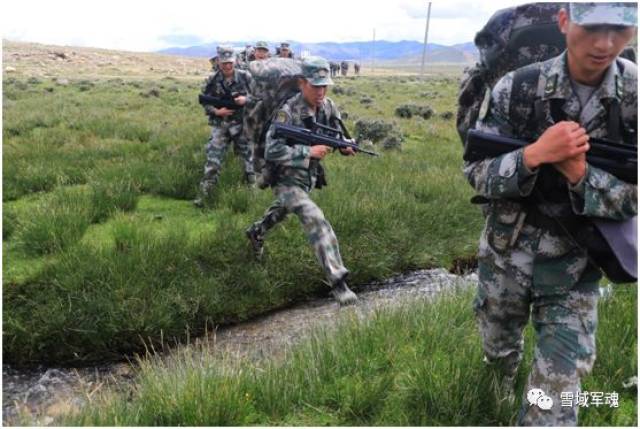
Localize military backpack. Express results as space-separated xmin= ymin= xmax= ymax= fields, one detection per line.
xmin=247 ymin=58 xmax=303 ymax=187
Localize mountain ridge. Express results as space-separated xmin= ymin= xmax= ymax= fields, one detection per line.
xmin=158 ymin=40 xmax=478 ymax=64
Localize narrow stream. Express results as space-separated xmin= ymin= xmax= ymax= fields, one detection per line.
xmin=3 ymin=268 xmax=478 ymax=425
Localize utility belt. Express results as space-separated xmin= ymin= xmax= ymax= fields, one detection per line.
xmin=478 ymin=196 xmax=636 ymax=283
xmin=264 ymin=162 xmax=327 ymax=190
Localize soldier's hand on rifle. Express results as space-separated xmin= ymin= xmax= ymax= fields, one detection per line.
xmin=234 ymin=95 xmax=247 ymax=106
xmin=339 ymin=139 xmax=356 ymax=156
xmin=524 ymin=121 xmax=589 ymax=170
xmin=310 ymin=145 xmax=331 ymax=159
xmin=214 ymin=107 xmax=234 ymax=117
xmin=554 ymin=153 xmax=588 ymax=185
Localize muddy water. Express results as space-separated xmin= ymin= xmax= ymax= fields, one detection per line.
xmin=2 ymin=268 xmax=478 ymax=425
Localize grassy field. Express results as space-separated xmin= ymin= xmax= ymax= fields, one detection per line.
xmin=62 ymin=286 xmax=637 ymax=426
xmin=3 ymin=47 xmax=636 ymax=425
xmin=3 ymin=70 xmax=484 ymax=365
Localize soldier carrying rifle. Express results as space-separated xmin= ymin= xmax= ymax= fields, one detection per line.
xmin=463 ymin=3 xmax=637 ymax=426
xmin=245 ymin=56 xmax=359 ymax=306
xmin=194 ymin=46 xmax=255 ymax=207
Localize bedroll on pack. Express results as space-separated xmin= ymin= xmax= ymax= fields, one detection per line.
xmin=456 ymin=2 xmax=566 ymax=144
xmin=246 ymin=58 xmax=303 ymax=188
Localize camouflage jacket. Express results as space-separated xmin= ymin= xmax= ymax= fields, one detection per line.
xmin=201 ymin=69 xmax=253 ymax=126
xmin=265 ymin=92 xmax=343 ymax=190
xmin=464 ymin=51 xmax=637 ymax=251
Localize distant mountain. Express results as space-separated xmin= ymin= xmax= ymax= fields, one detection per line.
xmin=157 ymin=40 xmax=478 ymax=64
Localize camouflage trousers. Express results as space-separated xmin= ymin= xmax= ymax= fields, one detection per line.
xmin=250 ymin=185 xmax=349 ymax=284
xmin=475 ymin=222 xmax=600 ymax=426
xmin=200 ymin=122 xmax=254 ymax=194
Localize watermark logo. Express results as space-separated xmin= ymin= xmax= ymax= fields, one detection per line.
xmin=527 ymin=389 xmax=620 ymax=409
xmin=527 ymin=388 xmax=554 ymax=410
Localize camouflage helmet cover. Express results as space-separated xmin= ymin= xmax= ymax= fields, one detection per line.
xmin=570 ymin=2 xmax=637 ymax=27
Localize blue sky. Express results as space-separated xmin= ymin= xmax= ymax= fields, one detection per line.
xmin=2 ymin=0 xmax=526 ymax=52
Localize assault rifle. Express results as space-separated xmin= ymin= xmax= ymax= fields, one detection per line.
xmin=198 ymin=93 xmax=244 ymax=110
xmin=465 ymin=129 xmax=637 ymax=283
xmin=273 ymin=122 xmax=379 ymax=156
xmin=464 ymin=129 xmax=637 ymax=183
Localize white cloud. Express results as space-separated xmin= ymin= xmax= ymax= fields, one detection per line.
xmin=2 ymin=0 xmax=527 ymax=51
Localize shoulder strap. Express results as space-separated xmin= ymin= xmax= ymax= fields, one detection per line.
xmin=509 ymin=65 xmax=544 ymax=133
xmin=606 ymin=59 xmax=627 ymax=142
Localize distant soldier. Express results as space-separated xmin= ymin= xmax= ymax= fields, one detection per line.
xmin=208 ymin=45 xmax=226 ymax=72
xmin=194 ymin=47 xmax=255 ymax=206
xmin=253 ymin=40 xmax=270 ymax=61
xmin=340 ymin=60 xmax=348 ymax=76
xmin=239 ymin=44 xmax=254 ymax=69
xmin=277 ymin=42 xmax=294 ymax=59
xmin=464 ymin=3 xmax=637 ymax=426
xmin=329 ymin=61 xmax=339 ymax=77
xmin=353 ymin=62 xmax=360 ymax=75
xmin=208 ymin=56 xmax=218 ymax=71
xmin=245 ymin=56 xmax=358 ymax=306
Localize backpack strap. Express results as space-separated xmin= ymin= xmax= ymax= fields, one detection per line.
xmin=509 ymin=64 xmax=547 ymax=136
xmin=606 ymin=59 xmax=627 ymax=142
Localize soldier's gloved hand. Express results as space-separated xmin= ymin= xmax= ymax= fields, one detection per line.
xmin=214 ymin=107 xmax=234 ymax=117
xmin=524 ymin=121 xmax=589 ymax=170
xmin=310 ymin=145 xmax=331 ymax=159
xmin=234 ymin=95 xmax=247 ymax=106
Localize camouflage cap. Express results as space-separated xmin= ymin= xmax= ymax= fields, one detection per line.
xmin=218 ymin=47 xmax=236 ymax=63
xmin=255 ymin=41 xmax=269 ymax=50
xmin=280 ymin=42 xmax=291 ymax=49
xmin=302 ymin=56 xmax=333 ymax=86
xmin=570 ymin=2 xmax=637 ymax=27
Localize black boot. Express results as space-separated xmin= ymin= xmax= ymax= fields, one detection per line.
xmin=331 ymin=279 xmax=358 ymax=306
xmin=245 ymin=225 xmax=264 ymax=260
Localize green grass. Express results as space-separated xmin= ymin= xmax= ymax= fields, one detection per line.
xmin=3 ymin=73 xmax=636 ymax=426
xmin=3 ymin=74 xmax=485 ymax=365
xmin=62 ymin=286 xmax=637 ymax=426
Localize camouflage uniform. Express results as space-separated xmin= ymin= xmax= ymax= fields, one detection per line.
xmin=248 ymin=91 xmax=349 ymax=285
xmin=199 ymin=53 xmax=255 ymax=195
xmin=465 ymin=46 xmax=637 ymax=426
xmin=340 ymin=61 xmax=348 ymax=77
xmin=329 ymin=61 xmax=339 ymax=78
xmin=246 ymin=58 xmax=357 ymax=304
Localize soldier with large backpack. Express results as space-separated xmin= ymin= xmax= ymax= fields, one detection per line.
xmin=461 ymin=3 xmax=637 ymax=425
xmin=245 ymin=56 xmax=359 ymax=306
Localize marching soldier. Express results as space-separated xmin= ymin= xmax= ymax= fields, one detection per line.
xmin=194 ymin=47 xmax=255 ymax=207
xmin=245 ymin=56 xmax=358 ymax=306
xmin=464 ymin=3 xmax=637 ymax=425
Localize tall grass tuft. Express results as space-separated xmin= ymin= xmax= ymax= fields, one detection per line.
xmin=15 ymin=187 xmax=93 ymax=255
xmin=90 ymin=178 xmax=140 ymax=222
